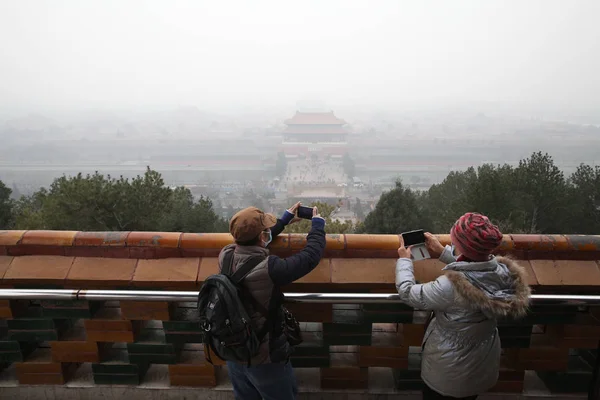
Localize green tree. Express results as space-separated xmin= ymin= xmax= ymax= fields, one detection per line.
xmin=513 ymin=152 xmax=568 ymax=233
xmin=567 ymin=164 xmax=600 ymax=234
xmin=158 ymin=187 xmax=228 ymax=233
xmin=467 ymin=163 xmax=517 ymax=231
xmin=418 ymin=153 xmax=569 ymax=234
xmin=0 ymin=180 xmax=14 ymax=228
xmin=12 ymin=167 xmax=226 ymax=232
xmin=11 ymin=189 xmax=48 ymax=230
xmin=421 ymin=168 xmax=477 ymax=233
xmin=360 ymin=152 xmax=584 ymax=235
xmin=29 ymin=169 xmax=171 ymax=231
xmin=275 ymin=152 xmax=287 ymax=177
xmin=359 ymin=180 xmax=432 ymax=234
xmin=342 ymin=153 xmax=356 ymax=178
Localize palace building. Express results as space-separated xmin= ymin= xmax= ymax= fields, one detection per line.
xmin=280 ymin=110 xmax=349 ymax=159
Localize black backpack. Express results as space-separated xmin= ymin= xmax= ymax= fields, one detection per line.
xmin=198 ymin=252 xmax=272 ymax=366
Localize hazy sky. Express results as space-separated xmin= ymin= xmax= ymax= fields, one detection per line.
xmin=1 ymin=0 xmax=599 ymax=113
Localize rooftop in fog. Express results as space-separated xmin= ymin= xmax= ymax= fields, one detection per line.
xmin=283 ymin=125 xmax=348 ymax=135
xmin=284 ymin=111 xmax=347 ymax=126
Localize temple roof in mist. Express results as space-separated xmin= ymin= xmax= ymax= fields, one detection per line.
xmin=284 ymin=111 xmax=347 ymax=126
xmin=283 ymin=125 xmax=348 ymax=135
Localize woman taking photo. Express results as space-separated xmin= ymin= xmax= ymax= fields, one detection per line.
xmin=395 ymin=213 xmax=530 ymax=399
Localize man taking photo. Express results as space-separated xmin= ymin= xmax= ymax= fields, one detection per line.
xmin=218 ymin=202 xmax=325 ymax=400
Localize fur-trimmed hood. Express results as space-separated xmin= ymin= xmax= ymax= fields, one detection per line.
xmin=444 ymin=256 xmax=531 ymax=318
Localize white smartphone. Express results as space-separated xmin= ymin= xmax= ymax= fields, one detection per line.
xmin=402 ymin=230 xmax=431 ymax=261
xmin=410 ymin=243 xmax=431 ymax=261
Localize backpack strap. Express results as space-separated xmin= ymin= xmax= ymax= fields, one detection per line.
xmin=224 ymin=253 xmax=273 ymax=340
xmin=230 ymin=256 xmax=265 ymax=284
xmin=222 ymin=250 xmax=264 ymax=284
xmin=223 ymin=253 xmax=271 ymax=318
xmin=221 ymin=250 xmax=235 ymax=276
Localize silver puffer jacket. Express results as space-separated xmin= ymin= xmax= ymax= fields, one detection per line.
xmin=395 ymin=246 xmax=530 ymax=397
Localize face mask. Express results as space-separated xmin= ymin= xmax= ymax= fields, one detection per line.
xmin=263 ymin=230 xmax=272 ymax=247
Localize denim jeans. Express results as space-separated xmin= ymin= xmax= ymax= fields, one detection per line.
xmin=227 ymin=360 xmax=298 ymax=400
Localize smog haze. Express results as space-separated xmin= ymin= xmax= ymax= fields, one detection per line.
xmin=1 ymin=0 xmax=599 ymax=115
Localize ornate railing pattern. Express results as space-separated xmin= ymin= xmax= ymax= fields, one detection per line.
xmin=0 ymin=230 xmax=599 ymax=395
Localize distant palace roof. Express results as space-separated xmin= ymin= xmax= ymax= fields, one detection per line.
xmin=283 ymin=125 xmax=348 ymax=135
xmin=284 ymin=111 xmax=347 ymax=125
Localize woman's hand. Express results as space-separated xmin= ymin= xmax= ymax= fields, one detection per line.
xmin=424 ymin=232 xmax=444 ymax=258
xmin=397 ymin=235 xmax=412 ymax=259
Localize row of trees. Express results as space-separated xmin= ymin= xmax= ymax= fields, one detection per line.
xmin=0 ymin=152 xmax=598 ymax=235
xmin=0 ymin=168 xmax=228 ymax=232
xmin=360 ymin=152 xmax=600 ymax=235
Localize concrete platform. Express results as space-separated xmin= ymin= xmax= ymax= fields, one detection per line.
xmin=0 ymin=363 xmax=587 ymax=400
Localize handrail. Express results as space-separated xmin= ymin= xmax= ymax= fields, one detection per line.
xmin=1 ymin=289 xmax=600 ymax=305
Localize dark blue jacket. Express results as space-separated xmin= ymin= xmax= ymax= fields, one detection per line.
xmin=268 ymin=210 xmax=326 ymax=286
xmin=217 ymin=210 xmax=326 ymax=364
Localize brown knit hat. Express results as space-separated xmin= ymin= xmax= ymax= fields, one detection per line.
xmin=450 ymin=212 xmax=502 ymax=261
xmin=229 ymin=207 xmax=277 ymax=242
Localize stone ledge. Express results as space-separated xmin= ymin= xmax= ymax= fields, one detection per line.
xmin=0 ymin=364 xmax=587 ymax=399
xmin=1 ymin=255 xmax=599 ymax=289
xmin=1 ymin=231 xmax=599 ymax=260
xmin=1 ymin=231 xmax=599 ymax=289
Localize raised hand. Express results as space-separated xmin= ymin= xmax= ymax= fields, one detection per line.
xmin=397 ymin=235 xmax=412 ymax=259
xmin=312 ymin=206 xmax=324 ymax=221
xmin=424 ymin=232 xmax=445 ymax=258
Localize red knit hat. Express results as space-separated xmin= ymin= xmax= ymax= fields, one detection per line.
xmin=450 ymin=212 xmax=502 ymax=261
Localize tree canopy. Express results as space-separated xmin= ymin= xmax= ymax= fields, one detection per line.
xmin=0 ymin=180 xmax=13 ymax=229
xmin=357 ymin=181 xmax=432 ymax=234
xmin=1 ymin=151 xmax=599 ymax=235
xmin=8 ymin=168 xmax=227 ymax=232
xmin=362 ymin=152 xmax=600 ymax=235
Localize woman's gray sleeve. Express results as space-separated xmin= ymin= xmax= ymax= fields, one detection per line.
xmin=395 ymin=258 xmax=454 ymax=311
